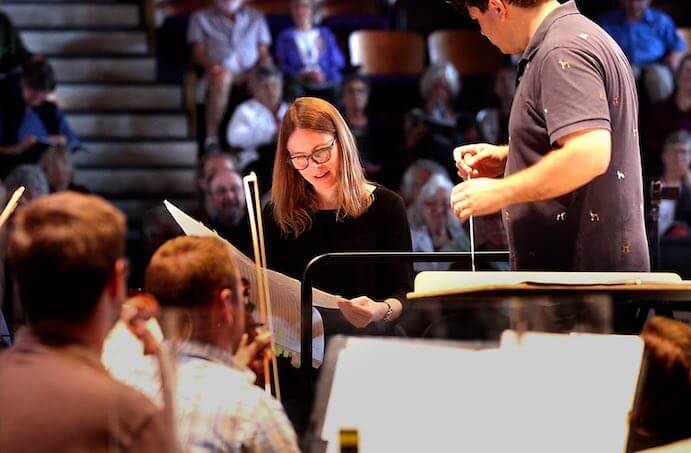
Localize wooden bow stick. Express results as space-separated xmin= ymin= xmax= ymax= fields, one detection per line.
xmin=0 ymin=186 xmax=25 ymax=229
xmin=242 ymin=172 xmax=281 ymax=400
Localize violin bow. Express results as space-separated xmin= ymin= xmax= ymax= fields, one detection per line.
xmin=242 ymin=172 xmax=281 ymax=400
xmin=0 ymin=186 xmax=25 ymax=229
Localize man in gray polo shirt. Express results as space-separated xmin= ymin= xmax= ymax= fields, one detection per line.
xmin=449 ymin=0 xmax=650 ymax=272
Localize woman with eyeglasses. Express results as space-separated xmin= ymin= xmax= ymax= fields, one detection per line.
xmin=264 ymin=96 xmax=412 ymax=433
xmin=265 ymin=96 xmax=412 ymax=334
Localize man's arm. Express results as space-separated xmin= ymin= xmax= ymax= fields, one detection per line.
xmin=499 ymin=128 xmax=611 ymax=205
xmin=451 ymin=129 xmax=611 ymax=220
xmin=665 ymin=50 xmax=684 ymax=72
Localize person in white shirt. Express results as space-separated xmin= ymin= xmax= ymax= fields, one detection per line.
xmin=188 ymin=0 xmax=273 ymax=152
xmin=226 ymin=65 xmax=288 ymax=188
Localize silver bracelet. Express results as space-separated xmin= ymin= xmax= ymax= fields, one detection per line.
xmin=382 ymin=301 xmax=393 ymax=322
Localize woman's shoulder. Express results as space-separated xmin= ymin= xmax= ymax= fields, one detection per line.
xmin=370 ymin=184 xmax=406 ymax=213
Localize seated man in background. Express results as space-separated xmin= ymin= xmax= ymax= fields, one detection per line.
xmin=657 ymin=130 xmax=691 ymax=239
xmin=226 ymin=64 xmax=287 ymax=186
xmin=0 ymin=12 xmax=34 ymax=104
xmin=598 ymin=0 xmax=687 ymax=104
xmin=188 ymin=0 xmax=273 ymax=151
xmin=117 ymin=235 xmax=300 ymax=453
xmin=3 ymin=164 xmax=49 ymax=206
xmin=201 ymin=168 xmax=252 ymax=256
xmin=0 ymin=192 xmax=171 ymax=452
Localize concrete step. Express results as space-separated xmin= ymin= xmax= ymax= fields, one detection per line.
xmin=74 ymin=141 xmax=197 ymax=168
xmin=57 ymin=84 xmax=182 ymax=111
xmin=51 ymin=57 xmax=156 ymax=82
xmin=68 ymin=113 xmax=189 ymax=139
xmin=22 ymin=30 xmax=148 ymax=55
xmin=112 ymin=198 xmax=198 ymax=225
xmin=74 ymin=168 xmax=196 ymax=196
xmin=4 ymin=3 xmax=140 ymax=28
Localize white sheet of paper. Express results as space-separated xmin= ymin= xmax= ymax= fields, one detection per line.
xmin=165 ymin=200 xmax=336 ymax=366
xmin=414 ymin=271 xmax=683 ymax=293
xmin=320 ymin=333 xmax=643 ymax=453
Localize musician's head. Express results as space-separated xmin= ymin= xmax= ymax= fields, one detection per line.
xmin=272 ymin=97 xmax=372 ymax=237
xmin=630 ymin=316 xmax=691 ymax=449
xmin=145 ymin=236 xmax=245 ymax=350
xmin=8 ymin=192 xmax=127 ymax=336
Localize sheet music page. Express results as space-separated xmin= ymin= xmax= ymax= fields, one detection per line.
xmin=414 ymin=271 xmax=683 ymax=293
xmin=320 ymin=334 xmax=643 ymax=452
xmin=165 ymin=200 xmax=336 ymax=366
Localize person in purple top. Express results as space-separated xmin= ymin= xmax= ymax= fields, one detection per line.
xmin=598 ymin=0 xmax=687 ymax=103
xmin=275 ymin=0 xmax=345 ymax=101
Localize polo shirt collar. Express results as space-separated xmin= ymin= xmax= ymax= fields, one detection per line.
xmin=520 ymin=1 xmax=581 ymax=63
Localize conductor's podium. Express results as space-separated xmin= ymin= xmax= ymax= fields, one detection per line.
xmin=308 ymin=272 xmax=691 ymax=453
xmin=404 ymin=271 xmax=691 ymax=337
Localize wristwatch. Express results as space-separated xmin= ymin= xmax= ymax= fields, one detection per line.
xmin=382 ymin=301 xmax=393 ymax=322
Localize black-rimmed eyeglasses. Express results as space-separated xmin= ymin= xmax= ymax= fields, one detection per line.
xmin=287 ymin=138 xmax=335 ymax=171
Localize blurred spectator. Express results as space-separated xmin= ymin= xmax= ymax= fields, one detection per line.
xmin=202 ymin=168 xmax=252 ymax=255
xmin=646 ymin=53 xmax=691 ymax=158
xmin=403 ymin=62 xmax=476 ymax=172
xmin=598 ymin=0 xmax=687 ymax=104
xmin=628 ymin=316 xmax=691 ymax=451
xmin=399 ymin=158 xmax=449 ymax=207
xmin=408 ymin=174 xmax=470 ymax=272
xmin=226 ymin=64 xmax=287 ymax=187
xmin=476 ymin=65 xmax=517 ymax=145
xmin=275 ymin=0 xmax=345 ymax=102
xmin=197 ymin=151 xmax=235 ymax=196
xmin=0 ymin=12 xmax=34 ymax=106
xmin=339 ymin=74 xmax=391 ymax=182
xmin=38 ymin=146 xmax=88 ymax=193
xmin=0 ymin=60 xmax=81 ymax=175
xmin=141 ymin=206 xmax=183 ymax=262
xmin=188 ymin=0 xmax=272 ymax=151
xmin=4 ymin=164 xmax=49 ymax=206
xmin=658 ymin=130 xmax=691 ymax=239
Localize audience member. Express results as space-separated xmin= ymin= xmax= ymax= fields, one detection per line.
xmin=658 ymin=130 xmax=691 ymax=239
xmin=141 ymin=206 xmax=183 ymax=262
xmin=598 ymin=0 xmax=687 ymax=104
xmin=116 ymin=236 xmax=300 ymax=452
xmin=202 ymin=168 xmax=252 ymax=256
xmin=197 ymin=151 xmax=235 ymax=196
xmin=399 ymin=158 xmax=449 ymax=207
xmin=339 ymin=74 xmax=393 ymax=183
xmin=226 ymin=64 xmax=288 ymax=186
xmin=0 ymin=12 xmax=34 ymax=106
xmin=0 ymin=60 xmax=81 ymax=175
xmin=403 ymin=62 xmax=476 ymax=172
xmin=38 ymin=146 xmax=88 ymax=193
xmin=646 ymin=53 xmax=691 ymax=160
xmin=476 ymin=65 xmax=517 ymax=145
xmin=409 ymin=174 xmax=470 ymax=272
xmin=275 ymin=0 xmax=345 ymax=101
xmin=4 ymin=164 xmax=49 ymax=205
xmin=628 ymin=316 xmax=691 ymax=451
xmin=0 ymin=192 xmax=172 ymax=452
xmin=188 ymin=0 xmax=272 ymax=151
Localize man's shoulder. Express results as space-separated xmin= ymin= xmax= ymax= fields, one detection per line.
xmin=644 ymin=7 xmax=677 ymax=27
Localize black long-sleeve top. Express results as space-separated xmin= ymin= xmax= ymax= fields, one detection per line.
xmin=264 ymin=185 xmax=413 ymax=337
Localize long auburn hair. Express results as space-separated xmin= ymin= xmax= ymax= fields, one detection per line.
xmin=271 ymin=97 xmax=372 ymax=238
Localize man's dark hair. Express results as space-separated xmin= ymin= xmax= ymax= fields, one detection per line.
xmin=145 ymin=236 xmax=239 ymax=309
xmin=8 ymin=192 xmax=126 ymax=323
xmin=21 ymin=60 xmax=56 ymax=92
xmin=446 ymin=0 xmax=548 ymax=13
